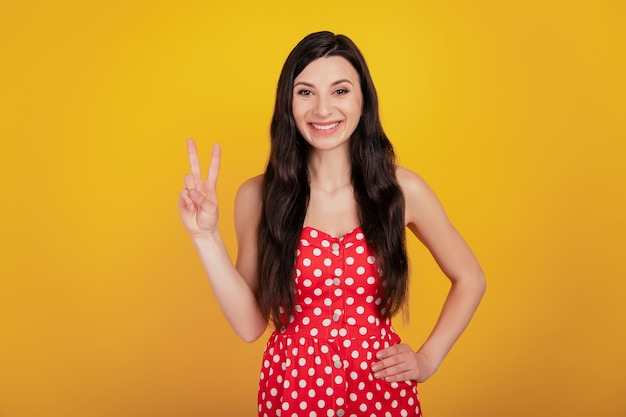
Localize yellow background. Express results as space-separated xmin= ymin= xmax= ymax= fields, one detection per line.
xmin=1 ymin=0 xmax=625 ymax=416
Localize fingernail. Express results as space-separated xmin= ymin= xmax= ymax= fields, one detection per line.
xmin=373 ymin=372 xmax=381 ymax=379
xmin=371 ymin=364 xmax=378 ymax=372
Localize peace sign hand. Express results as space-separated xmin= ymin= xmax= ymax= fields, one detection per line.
xmin=179 ymin=139 xmax=221 ymax=238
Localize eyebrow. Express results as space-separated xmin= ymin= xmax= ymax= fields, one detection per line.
xmin=294 ymin=79 xmax=354 ymax=88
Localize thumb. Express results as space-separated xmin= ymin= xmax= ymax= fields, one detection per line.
xmin=189 ymin=188 xmax=217 ymax=215
xmin=189 ymin=189 xmax=207 ymax=206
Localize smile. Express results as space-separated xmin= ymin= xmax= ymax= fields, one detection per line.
xmin=311 ymin=122 xmax=341 ymax=130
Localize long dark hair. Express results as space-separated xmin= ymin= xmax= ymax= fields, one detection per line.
xmin=257 ymin=31 xmax=408 ymax=329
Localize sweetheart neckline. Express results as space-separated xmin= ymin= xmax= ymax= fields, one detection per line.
xmin=302 ymin=225 xmax=362 ymax=240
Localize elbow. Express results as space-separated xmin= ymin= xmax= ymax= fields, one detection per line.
xmin=236 ymin=322 xmax=267 ymax=344
xmin=240 ymin=332 xmax=264 ymax=344
xmin=477 ymin=271 xmax=487 ymax=295
xmin=473 ymin=274 xmax=487 ymax=311
xmin=472 ymin=271 xmax=487 ymax=300
xmin=453 ymin=270 xmax=486 ymax=299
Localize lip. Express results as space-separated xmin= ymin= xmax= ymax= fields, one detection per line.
xmin=308 ymin=121 xmax=343 ymax=135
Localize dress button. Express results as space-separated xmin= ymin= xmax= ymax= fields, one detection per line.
xmin=332 ymin=242 xmax=340 ymax=251
xmin=333 ymin=277 xmax=341 ymax=286
xmin=337 ymin=409 xmax=345 ymax=417
xmin=332 ymin=313 xmax=341 ymax=322
xmin=334 ymin=360 xmax=342 ymax=369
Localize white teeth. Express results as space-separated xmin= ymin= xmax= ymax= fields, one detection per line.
xmin=312 ymin=122 xmax=340 ymax=130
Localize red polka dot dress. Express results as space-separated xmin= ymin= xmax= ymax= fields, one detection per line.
xmin=258 ymin=226 xmax=422 ymax=417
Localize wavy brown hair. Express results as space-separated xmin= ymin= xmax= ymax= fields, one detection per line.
xmin=257 ymin=31 xmax=408 ymax=329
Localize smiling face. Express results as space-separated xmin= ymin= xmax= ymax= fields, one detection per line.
xmin=292 ymin=56 xmax=363 ymax=152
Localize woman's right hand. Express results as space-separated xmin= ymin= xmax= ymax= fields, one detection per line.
xmin=179 ymin=139 xmax=221 ymax=238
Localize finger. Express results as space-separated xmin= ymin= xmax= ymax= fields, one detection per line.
xmin=205 ymin=143 xmax=221 ymax=191
xmin=375 ymin=343 xmax=407 ymax=360
xmin=188 ymin=188 xmax=207 ymax=205
xmin=373 ymin=357 xmax=418 ymax=381
xmin=379 ymin=369 xmax=417 ymax=383
xmin=372 ymin=344 xmax=413 ymax=372
xmin=184 ymin=173 xmax=195 ymax=190
xmin=371 ymin=354 xmax=402 ymax=373
xmin=374 ymin=357 xmax=413 ymax=374
xmin=186 ymin=138 xmax=202 ymax=186
xmin=179 ymin=189 xmax=195 ymax=211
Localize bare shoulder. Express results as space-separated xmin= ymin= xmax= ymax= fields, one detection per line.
xmin=395 ymin=165 xmax=437 ymax=209
xmin=236 ymin=174 xmax=263 ymax=203
xmin=234 ymin=174 xmax=263 ymax=231
xmin=394 ymin=165 xmax=447 ymax=229
xmin=395 ymin=165 xmax=430 ymax=196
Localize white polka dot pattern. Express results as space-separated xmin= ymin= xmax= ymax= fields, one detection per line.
xmin=257 ymin=226 xmax=421 ymax=417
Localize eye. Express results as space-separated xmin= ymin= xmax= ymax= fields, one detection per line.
xmin=334 ymin=88 xmax=349 ymax=95
xmin=296 ymin=89 xmax=312 ymax=96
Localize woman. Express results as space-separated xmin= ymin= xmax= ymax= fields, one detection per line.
xmin=179 ymin=31 xmax=485 ymax=417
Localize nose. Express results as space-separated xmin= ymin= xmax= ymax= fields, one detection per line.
xmin=313 ymin=95 xmax=332 ymax=117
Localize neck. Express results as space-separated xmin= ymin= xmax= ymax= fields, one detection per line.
xmin=307 ymin=147 xmax=352 ymax=192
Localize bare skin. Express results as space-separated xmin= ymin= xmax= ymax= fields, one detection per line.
xmin=179 ymin=139 xmax=266 ymax=342
xmin=179 ymin=56 xmax=485 ymax=383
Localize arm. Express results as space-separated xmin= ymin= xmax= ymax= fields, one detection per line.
xmin=372 ymin=166 xmax=486 ymax=382
xmin=179 ymin=139 xmax=267 ymax=343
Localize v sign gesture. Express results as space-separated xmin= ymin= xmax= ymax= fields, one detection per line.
xmin=179 ymin=139 xmax=221 ymax=238
xmin=178 ymin=139 xmax=267 ymax=342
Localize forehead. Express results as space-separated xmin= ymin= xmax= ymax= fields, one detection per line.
xmin=294 ymin=56 xmax=360 ymax=85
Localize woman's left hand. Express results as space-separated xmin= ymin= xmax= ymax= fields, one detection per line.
xmin=371 ymin=343 xmax=437 ymax=383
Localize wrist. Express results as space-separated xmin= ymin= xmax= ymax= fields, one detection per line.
xmin=191 ymin=229 xmax=222 ymax=246
xmin=416 ymin=348 xmax=442 ymax=373
xmin=414 ymin=350 xmax=440 ymax=383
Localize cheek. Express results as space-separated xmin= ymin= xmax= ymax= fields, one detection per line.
xmin=355 ymin=98 xmax=364 ymax=116
xmin=342 ymin=96 xmax=362 ymax=117
xmin=292 ymin=104 xmax=308 ymax=125
xmin=291 ymin=106 xmax=306 ymax=135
